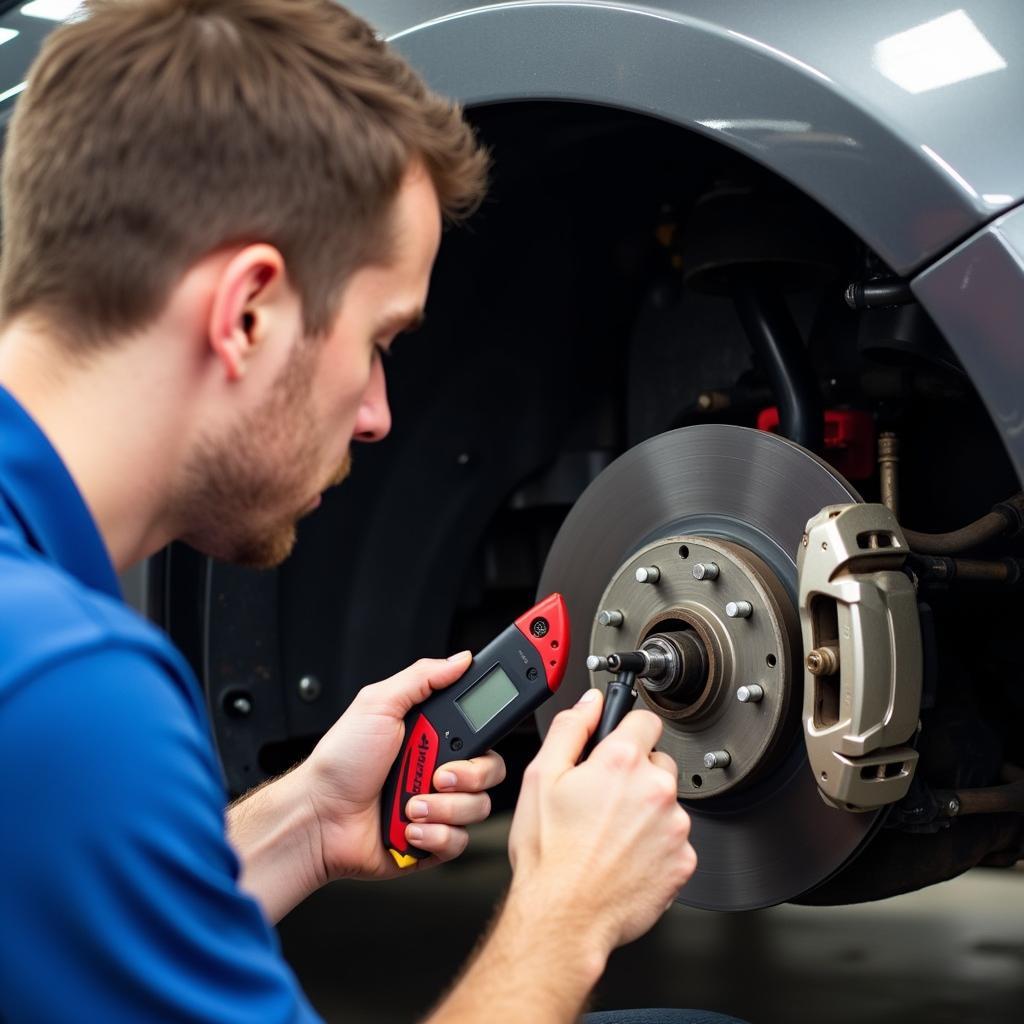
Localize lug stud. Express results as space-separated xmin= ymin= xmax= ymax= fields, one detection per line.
xmin=635 ymin=566 xmax=661 ymax=584
xmin=597 ymin=609 xmax=624 ymax=627
xmin=586 ymin=655 xmax=610 ymax=672
xmin=703 ymin=750 xmax=732 ymax=770
xmin=737 ymin=684 xmax=764 ymax=703
xmin=726 ymin=600 xmax=753 ymax=619
xmin=692 ymin=562 xmax=720 ymax=581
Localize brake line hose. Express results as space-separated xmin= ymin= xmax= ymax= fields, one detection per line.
xmin=902 ymin=494 xmax=1024 ymax=555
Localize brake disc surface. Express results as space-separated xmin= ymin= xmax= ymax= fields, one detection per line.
xmin=536 ymin=424 xmax=883 ymax=910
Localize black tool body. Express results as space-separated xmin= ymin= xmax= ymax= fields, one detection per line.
xmin=583 ymin=670 xmax=638 ymax=759
xmin=381 ymin=593 xmax=569 ymax=868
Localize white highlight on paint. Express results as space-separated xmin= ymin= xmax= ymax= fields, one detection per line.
xmin=698 ymin=119 xmax=812 ymax=134
xmin=920 ymin=143 xmax=978 ymax=200
xmin=874 ymin=9 xmax=1006 ymax=94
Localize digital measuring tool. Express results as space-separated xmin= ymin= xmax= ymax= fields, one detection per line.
xmin=382 ymin=592 xmax=570 ymax=868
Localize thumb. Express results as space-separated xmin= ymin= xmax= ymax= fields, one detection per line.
xmin=529 ymin=688 xmax=604 ymax=776
xmin=373 ymin=651 xmax=473 ymax=718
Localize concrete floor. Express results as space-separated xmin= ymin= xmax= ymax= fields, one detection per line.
xmin=278 ymin=814 xmax=1024 ymax=1023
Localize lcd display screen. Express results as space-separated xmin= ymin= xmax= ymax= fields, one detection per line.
xmin=456 ymin=665 xmax=519 ymax=731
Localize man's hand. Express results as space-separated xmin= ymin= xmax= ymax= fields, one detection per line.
xmin=424 ymin=688 xmax=696 ymax=1024
xmin=302 ymin=653 xmax=506 ymax=882
xmin=227 ymin=653 xmax=505 ymax=922
xmin=507 ymin=687 xmax=696 ymax=952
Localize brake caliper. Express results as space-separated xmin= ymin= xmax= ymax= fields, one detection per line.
xmin=798 ymin=503 xmax=922 ymax=811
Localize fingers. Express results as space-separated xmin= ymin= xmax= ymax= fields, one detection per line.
xmin=527 ymin=689 xmax=604 ymax=777
xmin=433 ymin=750 xmax=506 ymax=793
xmin=609 ymin=707 xmax=664 ymax=750
xmin=406 ymin=791 xmax=491 ymax=827
xmin=405 ymin=822 xmax=469 ymax=863
xmin=650 ymin=750 xmax=679 ymax=782
xmin=361 ymin=652 xmax=473 ymax=718
xmin=590 ymin=708 xmax=663 ymax=767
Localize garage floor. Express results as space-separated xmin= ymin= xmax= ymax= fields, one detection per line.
xmin=278 ymin=814 xmax=1024 ymax=1024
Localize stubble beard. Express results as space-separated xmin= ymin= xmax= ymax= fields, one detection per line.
xmin=176 ymin=348 xmax=351 ymax=569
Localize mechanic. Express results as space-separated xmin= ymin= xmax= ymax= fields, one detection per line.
xmin=0 ymin=3 xmax=746 ymax=1022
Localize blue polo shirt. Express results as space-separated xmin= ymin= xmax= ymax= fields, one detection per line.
xmin=0 ymin=386 xmax=319 ymax=1022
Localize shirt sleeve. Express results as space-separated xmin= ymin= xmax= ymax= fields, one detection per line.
xmin=0 ymin=645 xmax=322 ymax=1024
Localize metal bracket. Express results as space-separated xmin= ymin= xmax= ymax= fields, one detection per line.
xmin=798 ymin=503 xmax=922 ymax=811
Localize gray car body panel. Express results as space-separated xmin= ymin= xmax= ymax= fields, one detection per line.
xmin=349 ymin=0 xmax=1024 ymax=277
xmin=913 ymin=204 xmax=1024 ymax=483
xmin=348 ymin=0 xmax=1024 ymax=483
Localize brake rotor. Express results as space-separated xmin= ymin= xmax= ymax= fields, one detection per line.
xmin=536 ymin=424 xmax=884 ymax=911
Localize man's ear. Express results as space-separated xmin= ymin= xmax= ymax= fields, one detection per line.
xmin=207 ymin=244 xmax=287 ymax=382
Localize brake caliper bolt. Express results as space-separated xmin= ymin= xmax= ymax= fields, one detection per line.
xmin=597 ymin=609 xmax=624 ymax=628
xmin=635 ymin=566 xmax=661 ymax=584
xmin=692 ymin=562 xmax=720 ymax=581
xmin=806 ymin=645 xmax=840 ymax=675
xmin=726 ymin=600 xmax=753 ymax=619
xmin=232 ymin=696 xmax=252 ymax=717
xmin=703 ymin=750 xmax=732 ymax=770
xmin=737 ymin=684 xmax=764 ymax=704
xmin=947 ymin=796 xmax=960 ymax=817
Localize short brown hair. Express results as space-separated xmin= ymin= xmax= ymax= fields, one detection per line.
xmin=0 ymin=0 xmax=488 ymax=346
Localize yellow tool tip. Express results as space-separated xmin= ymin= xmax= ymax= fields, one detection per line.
xmin=389 ymin=848 xmax=419 ymax=869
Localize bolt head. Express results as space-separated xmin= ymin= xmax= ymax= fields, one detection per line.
xmin=298 ymin=675 xmax=322 ymax=702
xmin=703 ymin=752 xmax=717 ymax=769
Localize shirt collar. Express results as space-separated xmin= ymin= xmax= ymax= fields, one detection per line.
xmin=0 ymin=385 xmax=121 ymax=599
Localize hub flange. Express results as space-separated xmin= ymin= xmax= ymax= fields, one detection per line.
xmin=591 ymin=536 xmax=800 ymax=798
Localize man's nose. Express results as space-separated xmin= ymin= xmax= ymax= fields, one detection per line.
xmin=353 ymin=357 xmax=392 ymax=443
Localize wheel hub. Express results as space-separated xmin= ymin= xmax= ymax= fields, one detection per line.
xmin=593 ymin=535 xmax=800 ymax=798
